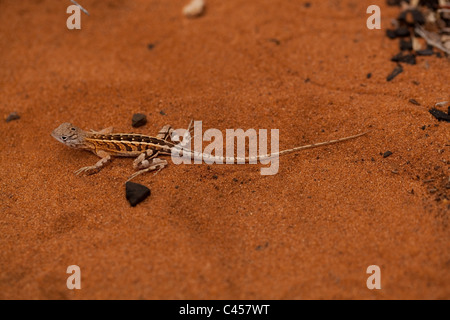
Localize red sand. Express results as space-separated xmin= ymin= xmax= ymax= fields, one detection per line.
xmin=0 ymin=0 xmax=449 ymax=299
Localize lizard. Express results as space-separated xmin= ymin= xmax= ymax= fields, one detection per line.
xmin=51 ymin=121 xmax=368 ymax=181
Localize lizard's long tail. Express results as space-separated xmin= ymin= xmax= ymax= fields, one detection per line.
xmin=176 ymin=131 xmax=369 ymax=163
xmin=273 ymin=131 xmax=369 ymax=158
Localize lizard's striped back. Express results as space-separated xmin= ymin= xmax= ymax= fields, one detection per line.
xmin=85 ymin=133 xmax=175 ymax=156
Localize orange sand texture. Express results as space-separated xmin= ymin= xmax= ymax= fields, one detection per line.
xmin=0 ymin=0 xmax=449 ymax=299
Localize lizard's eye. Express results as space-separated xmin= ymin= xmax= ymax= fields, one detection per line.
xmin=61 ymin=136 xmax=67 ymax=141
xmin=71 ymin=128 xmax=76 ymax=131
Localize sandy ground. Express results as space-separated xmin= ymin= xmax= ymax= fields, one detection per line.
xmin=0 ymin=0 xmax=449 ymax=299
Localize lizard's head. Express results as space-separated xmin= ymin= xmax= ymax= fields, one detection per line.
xmin=51 ymin=123 xmax=85 ymax=148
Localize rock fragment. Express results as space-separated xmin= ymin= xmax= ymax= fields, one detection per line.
xmin=383 ymin=151 xmax=393 ymax=158
xmin=387 ymin=65 xmax=403 ymax=81
xmin=429 ymin=109 xmax=450 ymax=122
xmin=126 ymin=182 xmax=151 ymax=207
xmin=183 ymin=0 xmax=205 ymax=18
xmin=5 ymin=112 xmax=20 ymax=122
xmin=131 ymin=113 xmax=147 ymax=128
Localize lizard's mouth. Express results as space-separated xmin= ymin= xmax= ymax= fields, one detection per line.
xmin=51 ymin=131 xmax=61 ymax=142
xmin=51 ymin=131 xmax=69 ymax=145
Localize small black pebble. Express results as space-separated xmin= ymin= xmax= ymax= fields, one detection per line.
xmin=400 ymin=39 xmax=413 ymax=51
xmin=212 ymin=175 xmax=218 ymax=180
xmin=409 ymin=99 xmax=420 ymax=106
xmin=416 ymin=48 xmax=434 ymax=56
xmin=160 ymin=110 xmax=166 ymax=116
xmin=126 ymin=181 xmax=151 ymax=207
xmin=268 ymin=38 xmax=280 ymax=45
xmin=429 ymin=108 xmax=450 ymax=122
xmin=147 ymin=43 xmax=155 ymax=50
xmin=366 ymin=73 xmax=372 ymax=79
xmin=233 ymin=178 xmax=239 ymax=182
xmin=395 ymin=27 xmax=411 ymax=37
xmin=411 ymin=9 xmax=425 ymax=24
xmin=386 ymin=29 xmax=397 ymax=39
xmin=5 ymin=112 xmax=20 ymax=122
xmin=386 ymin=0 xmax=401 ymax=6
xmin=387 ymin=65 xmax=403 ymax=81
xmin=391 ymin=52 xmax=416 ymax=65
xmin=398 ymin=9 xmax=425 ymax=25
xmin=420 ymin=125 xmax=426 ymax=130
xmin=383 ymin=151 xmax=393 ymax=158
xmin=131 ymin=113 xmax=147 ymax=128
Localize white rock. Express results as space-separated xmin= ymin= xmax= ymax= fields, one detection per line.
xmin=183 ymin=0 xmax=205 ymax=18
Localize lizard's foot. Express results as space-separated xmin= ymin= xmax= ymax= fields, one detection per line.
xmin=74 ymin=166 xmax=100 ymax=176
xmin=74 ymin=153 xmax=111 ymax=176
xmin=128 ymin=158 xmax=168 ymax=181
xmin=133 ymin=150 xmax=158 ymax=170
xmin=157 ymin=125 xmax=174 ymax=141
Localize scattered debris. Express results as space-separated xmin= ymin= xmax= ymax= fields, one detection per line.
xmin=409 ymin=98 xmax=421 ymax=106
xmin=429 ymin=108 xmax=450 ymax=122
xmin=256 ymin=242 xmax=269 ymax=251
xmin=126 ymin=181 xmax=151 ymax=207
xmin=131 ymin=113 xmax=147 ymax=128
xmin=5 ymin=112 xmax=20 ymax=122
xmin=387 ymin=64 xmax=404 ymax=81
xmin=147 ymin=43 xmax=155 ymax=50
xmin=415 ymin=26 xmax=450 ymax=56
xmin=391 ymin=52 xmax=416 ymax=64
xmin=385 ymin=1 xmax=450 ymax=80
xmin=183 ymin=0 xmax=205 ymax=18
xmin=399 ymin=39 xmax=413 ymax=51
xmin=366 ymin=72 xmax=372 ymax=79
xmin=268 ymin=38 xmax=281 ymax=45
xmin=416 ymin=48 xmax=434 ymax=56
xmin=435 ymin=101 xmax=449 ymax=107
xmin=383 ymin=151 xmax=393 ymax=158
xmin=159 ymin=110 xmax=166 ymax=116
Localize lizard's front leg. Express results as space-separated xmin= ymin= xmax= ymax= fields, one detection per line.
xmin=74 ymin=150 xmax=112 ymax=176
xmin=90 ymin=126 xmax=114 ymax=134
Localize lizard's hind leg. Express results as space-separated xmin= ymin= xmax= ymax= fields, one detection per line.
xmin=128 ymin=158 xmax=168 ymax=181
xmin=129 ymin=150 xmax=167 ymax=181
xmin=157 ymin=125 xmax=175 ymax=141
